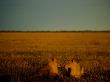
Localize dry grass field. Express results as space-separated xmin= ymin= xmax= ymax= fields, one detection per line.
xmin=0 ymin=32 xmax=110 ymax=82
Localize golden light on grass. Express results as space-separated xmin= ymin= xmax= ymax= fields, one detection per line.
xmin=0 ymin=32 xmax=110 ymax=82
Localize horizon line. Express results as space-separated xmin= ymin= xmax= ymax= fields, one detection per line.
xmin=0 ymin=30 xmax=110 ymax=32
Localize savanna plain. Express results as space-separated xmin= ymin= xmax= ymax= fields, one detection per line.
xmin=0 ymin=32 xmax=110 ymax=82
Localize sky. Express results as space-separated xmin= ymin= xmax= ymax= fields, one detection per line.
xmin=0 ymin=0 xmax=110 ymax=31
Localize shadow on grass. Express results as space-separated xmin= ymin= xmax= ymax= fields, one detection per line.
xmin=0 ymin=67 xmax=109 ymax=82
xmin=0 ymin=74 xmax=11 ymax=82
xmin=27 ymin=67 xmax=110 ymax=82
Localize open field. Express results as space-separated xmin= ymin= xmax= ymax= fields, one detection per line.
xmin=0 ymin=32 xmax=110 ymax=82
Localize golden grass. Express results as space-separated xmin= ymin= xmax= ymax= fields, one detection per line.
xmin=0 ymin=32 xmax=110 ymax=82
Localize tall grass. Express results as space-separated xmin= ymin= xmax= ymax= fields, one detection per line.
xmin=0 ymin=32 xmax=110 ymax=82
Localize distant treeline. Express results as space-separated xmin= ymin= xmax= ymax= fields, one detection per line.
xmin=0 ymin=30 xmax=110 ymax=32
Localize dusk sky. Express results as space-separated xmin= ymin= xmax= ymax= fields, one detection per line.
xmin=0 ymin=0 xmax=110 ymax=31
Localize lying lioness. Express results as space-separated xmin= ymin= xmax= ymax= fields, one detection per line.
xmin=48 ymin=58 xmax=59 ymax=77
xmin=65 ymin=59 xmax=84 ymax=78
